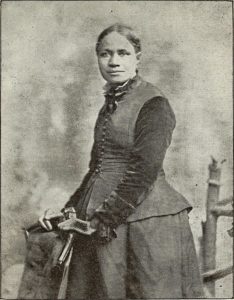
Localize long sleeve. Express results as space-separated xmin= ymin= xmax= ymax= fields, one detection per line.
xmin=91 ymin=96 xmax=176 ymax=228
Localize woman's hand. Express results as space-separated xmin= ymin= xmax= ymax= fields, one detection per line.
xmin=38 ymin=208 xmax=64 ymax=231
xmin=58 ymin=218 xmax=96 ymax=236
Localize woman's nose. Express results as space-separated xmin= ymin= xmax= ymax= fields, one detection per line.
xmin=108 ymin=54 xmax=120 ymax=67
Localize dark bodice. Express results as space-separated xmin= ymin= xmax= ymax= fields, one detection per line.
xmin=65 ymin=76 xmax=191 ymax=227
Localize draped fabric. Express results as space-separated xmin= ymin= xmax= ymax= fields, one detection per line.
xmin=18 ymin=231 xmax=65 ymax=299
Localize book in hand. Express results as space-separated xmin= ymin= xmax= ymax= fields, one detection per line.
xmin=57 ymin=218 xmax=96 ymax=236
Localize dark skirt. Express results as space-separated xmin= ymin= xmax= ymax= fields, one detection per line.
xmin=66 ymin=209 xmax=204 ymax=299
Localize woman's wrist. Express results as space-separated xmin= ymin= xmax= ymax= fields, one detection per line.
xmin=89 ymin=217 xmax=100 ymax=230
xmin=89 ymin=216 xmax=117 ymax=242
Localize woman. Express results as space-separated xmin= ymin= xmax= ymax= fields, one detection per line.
xmin=19 ymin=24 xmax=204 ymax=299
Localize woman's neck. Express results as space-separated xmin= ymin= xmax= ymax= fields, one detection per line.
xmin=105 ymin=73 xmax=138 ymax=90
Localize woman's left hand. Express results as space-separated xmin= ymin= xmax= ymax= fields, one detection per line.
xmin=57 ymin=218 xmax=96 ymax=236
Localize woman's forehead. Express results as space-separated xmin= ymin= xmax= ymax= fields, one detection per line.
xmin=99 ymin=32 xmax=135 ymax=52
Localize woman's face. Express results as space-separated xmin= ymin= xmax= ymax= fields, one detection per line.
xmin=97 ymin=32 xmax=140 ymax=84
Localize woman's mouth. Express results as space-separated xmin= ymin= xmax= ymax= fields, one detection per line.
xmin=108 ymin=71 xmax=125 ymax=77
xmin=108 ymin=71 xmax=124 ymax=74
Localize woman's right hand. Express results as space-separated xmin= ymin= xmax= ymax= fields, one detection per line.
xmin=38 ymin=208 xmax=64 ymax=231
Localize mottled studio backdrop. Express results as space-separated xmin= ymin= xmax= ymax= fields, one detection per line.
xmin=2 ymin=1 xmax=233 ymax=298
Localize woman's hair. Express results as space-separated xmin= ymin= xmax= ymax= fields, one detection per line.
xmin=96 ymin=23 xmax=141 ymax=55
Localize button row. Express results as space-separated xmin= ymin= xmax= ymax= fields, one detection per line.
xmin=95 ymin=113 xmax=110 ymax=174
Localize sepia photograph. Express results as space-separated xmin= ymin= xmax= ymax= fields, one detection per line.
xmin=1 ymin=1 xmax=233 ymax=299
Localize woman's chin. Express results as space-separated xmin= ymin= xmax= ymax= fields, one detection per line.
xmin=106 ymin=76 xmax=129 ymax=84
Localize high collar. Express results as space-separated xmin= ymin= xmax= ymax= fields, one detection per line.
xmin=103 ymin=74 xmax=141 ymax=99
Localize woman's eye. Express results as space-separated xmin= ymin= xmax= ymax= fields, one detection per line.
xmin=118 ymin=51 xmax=130 ymax=57
xmin=100 ymin=52 xmax=109 ymax=58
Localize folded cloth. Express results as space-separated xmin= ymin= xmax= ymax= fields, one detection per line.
xmin=18 ymin=229 xmax=66 ymax=299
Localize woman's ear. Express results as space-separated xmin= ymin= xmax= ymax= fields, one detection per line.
xmin=136 ymin=52 xmax=142 ymax=61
